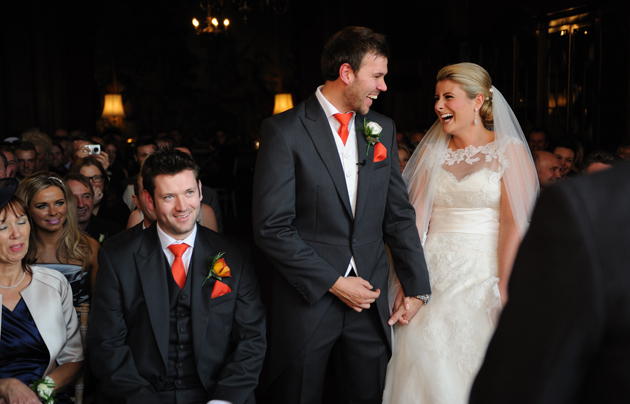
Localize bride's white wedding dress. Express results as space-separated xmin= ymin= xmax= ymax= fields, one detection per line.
xmin=383 ymin=141 xmax=504 ymax=404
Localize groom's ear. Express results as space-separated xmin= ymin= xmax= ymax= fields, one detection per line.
xmin=339 ymin=63 xmax=354 ymax=85
xmin=143 ymin=189 xmax=155 ymax=212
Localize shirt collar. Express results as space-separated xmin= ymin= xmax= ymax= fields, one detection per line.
xmin=156 ymin=222 xmax=197 ymax=250
xmin=316 ymin=85 xmax=356 ymax=121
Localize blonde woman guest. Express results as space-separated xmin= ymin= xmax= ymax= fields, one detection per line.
xmin=17 ymin=173 xmax=100 ymax=302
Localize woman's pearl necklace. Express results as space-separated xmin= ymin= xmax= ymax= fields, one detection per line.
xmin=0 ymin=270 xmax=26 ymax=289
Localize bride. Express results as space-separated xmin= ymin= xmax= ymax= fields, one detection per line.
xmin=383 ymin=63 xmax=538 ymax=403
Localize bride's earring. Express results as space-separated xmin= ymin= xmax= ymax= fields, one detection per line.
xmin=474 ymin=108 xmax=479 ymax=125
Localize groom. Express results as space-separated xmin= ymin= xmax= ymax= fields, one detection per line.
xmin=253 ymin=26 xmax=431 ymax=403
xmin=88 ymin=148 xmax=266 ymax=404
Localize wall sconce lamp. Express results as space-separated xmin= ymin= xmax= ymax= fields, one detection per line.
xmin=273 ymin=93 xmax=293 ymax=115
xmin=102 ymin=94 xmax=125 ymax=126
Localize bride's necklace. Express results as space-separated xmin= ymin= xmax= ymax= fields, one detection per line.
xmin=0 ymin=270 xmax=26 ymax=289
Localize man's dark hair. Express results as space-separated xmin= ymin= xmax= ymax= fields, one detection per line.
xmin=549 ymin=137 xmax=577 ymax=155
xmin=67 ymin=134 xmax=92 ymax=157
xmin=321 ymin=26 xmax=390 ymax=82
xmin=133 ymin=171 xmax=142 ymax=197
xmin=142 ymin=147 xmax=200 ymax=198
xmin=64 ymin=173 xmax=94 ymax=196
xmin=0 ymin=145 xmax=14 ymax=154
xmin=528 ymin=127 xmax=548 ymax=139
xmin=135 ymin=137 xmax=158 ymax=155
xmin=581 ymin=150 xmax=616 ymax=172
xmin=15 ymin=141 xmax=36 ymax=154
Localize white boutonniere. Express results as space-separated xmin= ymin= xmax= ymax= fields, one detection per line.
xmin=359 ymin=119 xmax=383 ymax=156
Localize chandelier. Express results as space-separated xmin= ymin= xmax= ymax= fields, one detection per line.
xmin=192 ymin=0 xmax=289 ymax=34
xmin=192 ymin=1 xmax=229 ymax=35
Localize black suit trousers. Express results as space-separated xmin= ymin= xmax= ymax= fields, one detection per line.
xmin=271 ymin=297 xmax=389 ymax=404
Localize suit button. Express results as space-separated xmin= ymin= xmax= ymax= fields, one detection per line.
xmin=177 ymin=363 xmax=183 ymax=368
xmin=179 ymin=344 xmax=185 ymax=349
xmin=352 ymin=238 xmax=357 ymax=244
xmin=178 ymin=312 xmax=185 ymax=317
xmin=179 ymin=327 xmax=185 ymax=333
xmin=180 ymin=294 xmax=187 ymax=300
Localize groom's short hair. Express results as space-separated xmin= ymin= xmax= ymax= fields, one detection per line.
xmin=142 ymin=146 xmax=200 ymax=198
xmin=321 ymin=26 xmax=390 ymax=82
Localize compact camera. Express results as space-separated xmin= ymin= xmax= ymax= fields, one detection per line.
xmin=86 ymin=144 xmax=100 ymax=154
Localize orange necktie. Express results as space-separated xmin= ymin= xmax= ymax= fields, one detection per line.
xmin=333 ymin=112 xmax=353 ymax=145
xmin=168 ymin=243 xmax=189 ymax=289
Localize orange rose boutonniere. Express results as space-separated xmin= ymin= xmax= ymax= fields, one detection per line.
xmin=203 ymin=252 xmax=232 ymax=298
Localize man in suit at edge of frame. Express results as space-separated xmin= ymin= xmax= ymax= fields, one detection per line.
xmin=470 ymin=163 xmax=630 ymax=403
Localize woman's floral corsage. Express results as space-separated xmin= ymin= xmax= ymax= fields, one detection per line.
xmin=203 ymin=252 xmax=233 ymax=298
xmin=30 ymin=376 xmax=55 ymax=404
xmin=359 ymin=119 xmax=383 ymax=156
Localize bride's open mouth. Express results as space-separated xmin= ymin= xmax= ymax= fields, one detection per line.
xmin=441 ymin=113 xmax=453 ymax=123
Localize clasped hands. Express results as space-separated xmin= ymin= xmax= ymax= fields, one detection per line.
xmin=329 ymin=276 xmax=424 ymax=325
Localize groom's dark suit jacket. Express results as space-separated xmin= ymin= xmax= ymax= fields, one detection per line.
xmin=470 ymin=162 xmax=630 ymax=403
xmin=253 ymin=94 xmax=430 ymax=382
xmin=87 ymin=223 xmax=266 ymax=404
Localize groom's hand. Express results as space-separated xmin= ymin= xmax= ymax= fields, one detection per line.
xmin=329 ymin=276 xmax=380 ymax=312
xmin=388 ymin=289 xmax=424 ymax=325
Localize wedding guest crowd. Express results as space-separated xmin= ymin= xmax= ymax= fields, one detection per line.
xmin=2 ymin=23 xmax=630 ymax=404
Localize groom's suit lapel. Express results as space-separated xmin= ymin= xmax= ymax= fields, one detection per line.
xmin=301 ymin=95 xmax=353 ymax=218
xmin=354 ymin=112 xmax=376 ymax=224
xmin=135 ymin=225 xmax=170 ymax=368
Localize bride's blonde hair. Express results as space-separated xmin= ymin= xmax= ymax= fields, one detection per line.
xmin=437 ymin=63 xmax=494 ymax=128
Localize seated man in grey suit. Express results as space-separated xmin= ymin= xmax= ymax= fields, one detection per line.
xmin=88 ymin=147 xmax=266 ymax=404
xmin=470 ymin=162 xmax=630 ymax=404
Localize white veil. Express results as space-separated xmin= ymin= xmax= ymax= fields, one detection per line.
xmin=388 ymin=86 xmax=539 ymax=312
xmin=402 ymin=85 xmax=539 ymax=242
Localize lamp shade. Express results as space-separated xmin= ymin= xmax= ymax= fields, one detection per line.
xmin=273 ymin=93 xmax=294 ymax=115
xmin=102 ymin=94 xmax=125 ymax=118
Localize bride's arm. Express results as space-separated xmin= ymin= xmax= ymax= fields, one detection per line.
xmin=497 ymin=179 xmax=520 ymax=306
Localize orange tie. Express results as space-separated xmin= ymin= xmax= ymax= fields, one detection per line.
xmin=168 ymin=243 xmax=189 ymax=289
xmin=333 ymin=112 xmax=353 ymax=145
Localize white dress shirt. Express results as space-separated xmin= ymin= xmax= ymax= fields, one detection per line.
xmin=157 ymin=223 xmax=198 ymax=274
xmin=315 ymin=86 xmax=359 ymax=277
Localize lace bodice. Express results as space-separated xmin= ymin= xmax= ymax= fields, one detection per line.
xmin=433 ymin=141 xmax=503 ymax=211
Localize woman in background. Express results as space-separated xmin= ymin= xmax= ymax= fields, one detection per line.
xmin=17 ymin=173 xmax=100 ymax=304
xmin=0 ymin=178 xmax=83 ymax=404
xmin=550 ymin=137 xmax=578 ymax=178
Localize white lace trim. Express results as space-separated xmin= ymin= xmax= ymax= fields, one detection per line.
xmin=444 ymin=140 xmax=499 ymax=166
